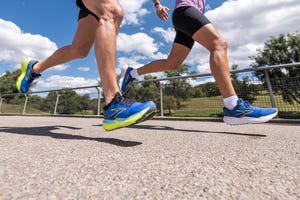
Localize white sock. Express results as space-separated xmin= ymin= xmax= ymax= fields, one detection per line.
xmin=130 ymin=68 xmax=139 ymax=79
xmin=223 ymin=95 xmax=238 ymax=110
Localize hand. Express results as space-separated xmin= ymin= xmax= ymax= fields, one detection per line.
xmin=155 ymin=4 xmax=170 ymax=21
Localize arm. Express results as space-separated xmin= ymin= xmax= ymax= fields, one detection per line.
xmin=152 ymin=0 xmax=170 ymax=21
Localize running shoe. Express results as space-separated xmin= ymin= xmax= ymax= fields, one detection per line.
xmin=223 ymin=98 xmax=278 ymax=125
xmin=121 ymin=67 xmax=135 ymax=93
xmin=16 ymin=58 xmax=40 ymax=93
xmin=103 ymin=92 xmax=157 ymax=131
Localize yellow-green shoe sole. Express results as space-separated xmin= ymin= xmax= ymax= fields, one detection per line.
xmin=102 ymin=107 xmax=156 ymax=131
xmin=16 ymin=58 xmax=32 ymax=93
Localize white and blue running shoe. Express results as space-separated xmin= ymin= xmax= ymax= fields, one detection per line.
xmin=103 ymin=92 xmax=157 ymax=131
xmin=121 ymin=67 xmax=135 ymax=94
xmin=223 ymin=98 xmax=278 ymax=125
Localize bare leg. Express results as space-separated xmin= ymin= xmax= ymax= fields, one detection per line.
xmin=137 ymin=43 xmax=190 ymax=76
xmin=33 ymin=15 xmax=98 ymax=74
xmin=82 ymin=0 xmax=123 ymax=105
xmin=192 ymin=24 xmax=236 ymax=98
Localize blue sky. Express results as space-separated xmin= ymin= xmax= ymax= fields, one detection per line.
xmin=0 ymin=0 xmax=299 ymax=93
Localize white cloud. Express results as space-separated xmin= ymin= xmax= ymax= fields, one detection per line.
xmin=204 ymin=0 xmax=300 ymax=68
xmin=77 ymin=67 xmax=90 ymax=72
xmin=29 ymin=76 xmax=100 ymax=96
xmin=117 ymin=32 xmax=159 ymax=58
xmin=196 ymin=61 xmax=211 ymax=74
xmin=119 ymin=0 xmax=150 ymax=25
xmin=36 ymin=75 xmax=98 ymax=90
xmin=200 ymin=77 xmax=216 ymax=84
xmin=117 ymin=56 xmax=146 ymax=69
xmin=152 ymin=27 xmax=176 ymax=43
xmin=51 ymin=64 xmax=70 ymax=71
xmin=0 ymin=18 xmax=57 ymax=66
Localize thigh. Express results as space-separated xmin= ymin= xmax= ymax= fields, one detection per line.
xmin=174 ymin=31 xmax=195 ymax=50
xmin=72 ymin=15 xmax=98 ymax=49
xmin=192 ymin=23 xmax=224 ymax=52
xmin=172 ymin=6 xmax=211 ymax=38
xmin=167 ymin=42 xmax=191 ymax=67
xmin=82 ymin=0 xmax=122 ymax=16
xmin=78 ymin=7 xmax=99 ymax=21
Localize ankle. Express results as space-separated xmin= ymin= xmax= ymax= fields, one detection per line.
xmin=223 ymin=95 xmax=238 ymax=110
xmin=130 ymin=68 xmax=139 ymax=79
xmin=32 ymin=62 xmax=39 ymax=74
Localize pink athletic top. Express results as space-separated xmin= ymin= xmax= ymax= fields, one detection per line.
xmin=175 ymin=0 xmax=205 ymax=13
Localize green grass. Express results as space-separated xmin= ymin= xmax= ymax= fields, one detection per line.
xmin=168 ymin=95 xmax=300 ymax=119
xmin=1 ymin=103 xmax=49 ymax=114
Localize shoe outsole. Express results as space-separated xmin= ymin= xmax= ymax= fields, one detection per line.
xmin=137 ymin=109 xmax=157 ymax=123
xmin=223 ymin=110 xmax=278 ymax=125
xmin=102 ymin=107 xmax=156 ymax=131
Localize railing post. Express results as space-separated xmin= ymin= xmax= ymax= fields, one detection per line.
xmin=54 ymin=91 xmax=60 ymax=115
xmin=0 ymin=96 xmax=2 ymax=113
xmin=23 ymin=94 xmax=29 ymax=114
xmin=264 ymin=69 xmax=276 ymax=108
xmin=160 ymin=82 xmax=164 ymax=117
xmin=96 ymin=87 xmax=101 ymax=116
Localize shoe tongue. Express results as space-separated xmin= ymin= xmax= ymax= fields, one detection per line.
xmin=103 ymin=92 xmax=122 ymax=110
xmin=114 ymin=91 xmax=122 ymax=98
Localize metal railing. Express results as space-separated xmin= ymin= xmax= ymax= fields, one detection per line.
xmin=0 ymin=63 xmax=299 ymax=118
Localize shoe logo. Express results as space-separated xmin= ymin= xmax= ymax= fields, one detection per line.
xmin=108 ymin=107 xmax=126 ymax=119
xmin=235 ymin=109 xmax=253 ymax=117
xmin=25 ymin=69 xmax=31 ymax=80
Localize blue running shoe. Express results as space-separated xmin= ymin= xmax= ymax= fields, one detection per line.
xmin=103 ymin=92 xmax=157 ymax=131
xmin=16 ymin=58 xmax=41 ymax=93
xmin=223 ymin=98 xmax=278 ymax=125
xmin=121 ymin=67 xmax=135 ymax=93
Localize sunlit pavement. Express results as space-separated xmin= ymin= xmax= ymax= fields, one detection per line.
xmin=0 ymin=115 xmax=299 ymax=199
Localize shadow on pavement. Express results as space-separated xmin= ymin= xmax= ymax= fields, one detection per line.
xmin=0 ymin=126 xmax=142 ymax=147
xmin=128 ymin=124 xmax=267 ymax=137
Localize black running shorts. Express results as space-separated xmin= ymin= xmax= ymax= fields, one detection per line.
xmin=172 ymin=6 xmax=211 ymax=49
xmin=76 ymin=0 xmax=99 ymax=21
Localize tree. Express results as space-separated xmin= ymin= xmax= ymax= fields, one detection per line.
xmin=59 ymin=90 xmax=81 ymax=114
xmin=0 ymin=70 xmax=20 ymax=94
xmin=191 ymin=84 xmax=205 ymax=97
xmin=126 ymin=75 xmax=160 ymax=105
xmin=163 ymin=64 xmax=196 ymax=108
xmin=201 ymin=82 xmax=220 ymax=97
xmin=42 ymin=91 xmax=57 ymax=113
xmin=164 ymin=79 xmax=193 ymax=99
xmin=0 ymin=70 xmax=21 ymax=103
xmin=230 ymin=63 xmax=260 ymax=102
xmin=251 ymin=33 xmax=300 ymax=104
xmin=76 ymin=94 xmax=92 ymax=114
xmin=163 ymin=95 xmax=176 ymax=115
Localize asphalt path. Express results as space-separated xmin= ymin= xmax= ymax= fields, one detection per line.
xmin=0 ymin=116 xmax=299 ymax=199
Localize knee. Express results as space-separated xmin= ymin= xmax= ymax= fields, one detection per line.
xmin=71 ymin=45 xmax=90 ymax=58
xmin=113 ymin=5 xmax=124 ymax=24
xmin=100 ymin=3 xmax=124 ymax=24
xmin=211 ymin=37 xmax=228 ymax=52
xmin=165 ymin=59 xmax=182 ymax=70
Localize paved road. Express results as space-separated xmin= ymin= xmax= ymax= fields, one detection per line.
xmin=0 ymin=116 xmax=299 ymax=199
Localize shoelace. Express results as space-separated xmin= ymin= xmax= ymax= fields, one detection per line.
xmin=114 ymin=92 xmax=134 ymax=106
xmin=239 ymin=99 xmax=254 ymax=109
xmin=29 ymin=73 xmax=41 ymax=83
